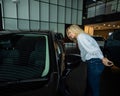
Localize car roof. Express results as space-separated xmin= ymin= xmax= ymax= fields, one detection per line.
xmin=0 ymin=30 xmax=65 ymax=42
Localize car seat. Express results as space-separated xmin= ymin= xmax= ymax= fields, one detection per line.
xmin=15 ymin=36 xmax=46 ymax=80
xmin=28 ymin=37 xmax=46 ymax=77
xmin=0 ymin=40 xmax=19 ymax=81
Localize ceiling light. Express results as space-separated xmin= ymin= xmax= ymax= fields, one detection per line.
xmin=103 ymin=24 xmax=106 ymax=26
xmin=113 ymin=25 xmax=115 ymax=27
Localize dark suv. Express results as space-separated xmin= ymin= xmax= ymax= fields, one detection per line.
xmin=0 ymin=31 xmax=87 ymax=96
xmin=104 ymin=30 xmax=120 ymax=67
xmin=0 ymin=31 xmax=65 ymax=96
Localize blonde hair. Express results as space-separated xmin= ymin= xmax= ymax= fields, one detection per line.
xmin=66 ymin=24 xmax=84 ymax=42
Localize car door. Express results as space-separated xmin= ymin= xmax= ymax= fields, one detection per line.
xmin=0 ymin=32 xmax=60 ymax=96
xmin=61 ymin=42 xmax=87 ymax=96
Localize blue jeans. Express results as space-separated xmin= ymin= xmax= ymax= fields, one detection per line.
xmin=86 ymin=58 xmax=105 ymax=96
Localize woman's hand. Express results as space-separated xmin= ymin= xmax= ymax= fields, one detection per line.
xmin=102 ymin=57 xmax=114 ymax=67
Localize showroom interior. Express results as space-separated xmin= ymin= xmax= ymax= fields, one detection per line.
xmin=0 ymin=0 xmax=120 ymax=96
xmin=0 ymin=0 xmax=120 ymax=39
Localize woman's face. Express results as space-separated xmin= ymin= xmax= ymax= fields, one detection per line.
xmin=67 ymin=30 xmax=76 ymax=40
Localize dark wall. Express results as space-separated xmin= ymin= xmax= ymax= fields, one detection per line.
xmin=83 ymin=12 xmax=120 ymax=25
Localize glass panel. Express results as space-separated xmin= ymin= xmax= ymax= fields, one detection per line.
xmin=66 ymin=0 xmax=72 ymax=7
xmin=96 ymin=4 xmax=105 ymax=15
xmin=105 ymin=0 xmax=117 ymax=14
xmin=0 ymin=1 xmax=3 ymax=18
xmin=30 ymin=0 xmax=39 ymax=20
xmin=58 ymin=0 xmax=65 ymax=6
xmin=78 ymin=0 xmax=83 ymax=10
xmin=40 ymin=22 xmax=49 ymax=30
xmin=117 ymin=4 xmax=120 ymax=12
xmin=3 ymin=0 xmax=17 ymax=18
xmin=65 ymin=8 xmax=71 ymax=24
xmin=72 ymin=0 xmax=77 ymax=9
xmin=50 ymin=23 xmax=57 ymax=32
xmin=18 ymin=0 xmax=29 ymax=19
xmin=77 ymin=11 xmax=82 ymax=25
xmin=18 ymin=19 xmax=29 ymax=30
xmin=30 ymin=20 xmax=40 ymax=30
xmin=50 ymin=5 xmax=57 ymax=22
xmin=111 ymin=0 xmax=117 ymax=13
xmin=4 ymin=18 xmax=17 ymax=30
xmin=105 ymin=2 xmax=113 ymax=14
xmin=58 ymin=6 xmax=65 ymax=23
xmin=41 ymin=2 xmax=49 ymax=21
xmin=2 ymin=18 xmax=4 ymax=29
xmin=72 ymin=9 xmax=77 ymax=24
xmin=111 ymin=4 xmax=117 ymax=13
xmin=0 ymin=34 xmax=49 ymax=81
xmin=50 ymin=0 xmax=57 ymax=4
xmin=41 ymin=0 xmax=49 ymax=2
xmin=87 ymin=7 xmax=95 ymax=18
xmin=58 ymin=24 xmax=65 ymax=37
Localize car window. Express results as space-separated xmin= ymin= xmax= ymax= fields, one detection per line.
xmin=65 ymin=43 xmax=80 ymax=54
xmin=0 ymin=34 xmax=49 ymax=82
xmin=93 ymin=36 xmax=105 ymax=41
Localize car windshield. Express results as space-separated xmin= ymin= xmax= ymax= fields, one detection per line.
xmin=0 ymin=33 xmax=49 ymax=82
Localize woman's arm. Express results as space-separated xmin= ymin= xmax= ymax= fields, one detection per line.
xmin=102 ymin=57 xmax=114 ymax=67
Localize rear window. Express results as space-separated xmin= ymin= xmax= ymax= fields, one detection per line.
xmin=0 ymin=34 xmax=49 ymax=82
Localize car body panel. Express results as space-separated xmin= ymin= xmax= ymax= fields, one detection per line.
xmin=0 ymin=31 xmax=64 ymax=96
xmin=104 ymin=30 xmax=120 ymax=67
xmin=0 ymin=31 xmax=87 ymax=96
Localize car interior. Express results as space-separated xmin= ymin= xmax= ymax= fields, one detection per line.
xmin=0 ymin=34 xmax=51 ymax=85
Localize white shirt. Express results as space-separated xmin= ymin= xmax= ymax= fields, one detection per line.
xmin=77 ymin=33 xmax=104 ymax=61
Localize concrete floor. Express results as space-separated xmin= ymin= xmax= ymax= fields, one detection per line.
xmin=64 ymin=57 xmax=120 ymax=96
xmin=100 ymin=66 xmax=120 ymax=96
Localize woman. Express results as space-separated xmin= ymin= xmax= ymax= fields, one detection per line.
xmin=66 ymin=24 xmax=114 ymax=96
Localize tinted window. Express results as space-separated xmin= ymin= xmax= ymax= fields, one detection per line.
xmin=0 ymin=34 xmax=49 ymax=82
xmin=93 ymin=37 xmax=105 ymax=41
xmin=113 ymin=30 xmax=120 ymax=41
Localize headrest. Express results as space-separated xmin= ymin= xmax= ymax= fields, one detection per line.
xmin=0 ymin=40 xmax=12 ymax=49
